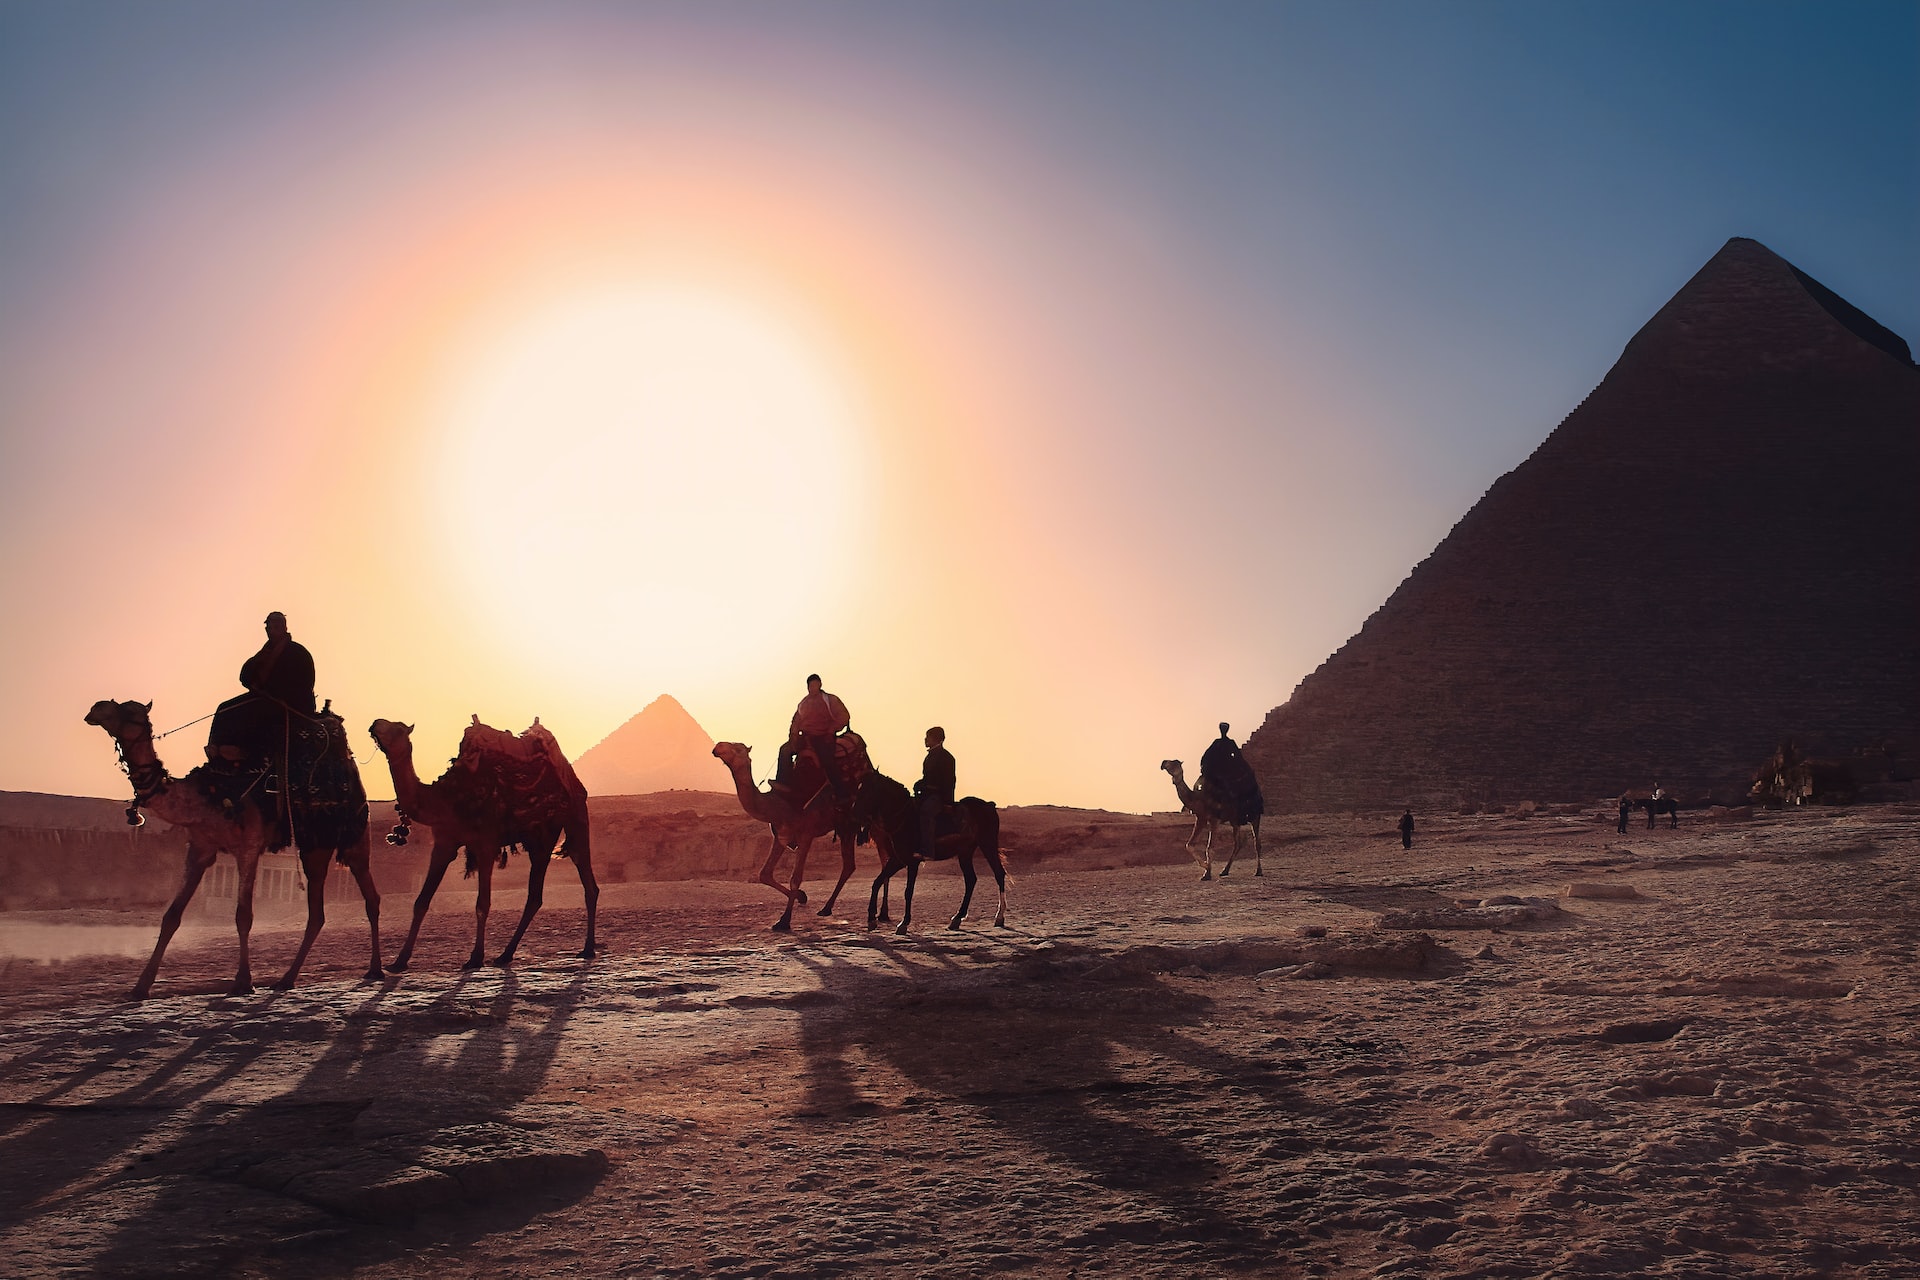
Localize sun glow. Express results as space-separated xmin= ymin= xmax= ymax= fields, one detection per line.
xmin=430 ymin=277 xmax=871 ymax=691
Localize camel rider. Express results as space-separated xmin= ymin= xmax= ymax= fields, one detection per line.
xmin=1200 ymin=722 xmax=1242 ymax=790
xmin=207 ymin=612 xmax=317 ymax=765
xmin=788 ymin=674 xmax=852 ymax=801
xmin=915 ymin=726 xmax=956 ymax=856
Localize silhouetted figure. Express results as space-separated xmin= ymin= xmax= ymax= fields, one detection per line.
xmin=1199 ymin=722 xmax=1262 ymax=821
xmin=1617 ymin=796 xmax=1631 ymax=833
xmin=788 ymin=674 xmax=852 ymax=801
xmin=916 ymin=726 xmax=956 ymax=857
xmin=1398 ymin=808 xmax=1414 ymax=849
xmin=207 ymin=611 xmax=316 ymax=765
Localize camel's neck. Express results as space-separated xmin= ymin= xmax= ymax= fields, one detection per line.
xmin=382 ymin=744 xmax=433 ymax=817
xmin=1167 ymin=768 xmax=1198 ymax=807
xmin=113 ymin=731 xmax=214 ymax=829
xmin=723 ymin=757 xmax=783 ymax=822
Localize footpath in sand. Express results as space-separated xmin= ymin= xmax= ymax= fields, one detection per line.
xmin=1 ymin=806 xmax=1916 ymax=1278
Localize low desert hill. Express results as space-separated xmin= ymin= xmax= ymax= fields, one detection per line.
xmin=573 ymin=695 xmax=729 ymax=796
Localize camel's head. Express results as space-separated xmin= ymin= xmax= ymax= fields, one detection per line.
xmin=85 ymin=699 xmax=153 ymax=742
xmin=1160 ymin=759 xmax=1183 ymax=776
xmin=367 ymin=719 xmax=415 ymax=755
xmin=712 ymin=742 xmax=750 ymax=772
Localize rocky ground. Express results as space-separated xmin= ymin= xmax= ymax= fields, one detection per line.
xmin=2 ymin=805 xmax=1916 ymax=1278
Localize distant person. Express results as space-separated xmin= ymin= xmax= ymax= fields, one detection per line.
xmin=207 ymin=611 xmax=316 ymax=764
xmin=915 ymin=726 xmax=957 ymax=856
xmin=1617 ymin=796 xmax=1631 ymax=834
xmin=1200 ymin=723 xmax=1242 ymax=787
xmin=788 ymin=673 xmax=852 ymax=801
xmin=1398 ymin=808 xmax=1414 ymax=850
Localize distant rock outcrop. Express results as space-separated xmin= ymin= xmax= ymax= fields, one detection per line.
xmin=574 ymin=695 xmax=728 ymax=797
xmin=1247 ymin=237 xmax=1919 ymax=811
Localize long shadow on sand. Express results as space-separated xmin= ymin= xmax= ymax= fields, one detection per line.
xmin=1 ymin=965 xmax=602 ymax=1278
xmin=785 ymin=938 xmax=1321 ymax=1262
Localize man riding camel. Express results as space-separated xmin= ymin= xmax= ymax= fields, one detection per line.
xmin=785 ymin=674 xmax=852 ymax=802
xmin=207 ymin=611 xmax=316 ymax=765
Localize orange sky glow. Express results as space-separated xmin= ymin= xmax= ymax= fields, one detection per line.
xmin=7 ymin=28 xmax=1342 ymax=812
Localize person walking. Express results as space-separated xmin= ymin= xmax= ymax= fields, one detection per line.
xmin=1398 ymin=808 xmax=1414 ymax=850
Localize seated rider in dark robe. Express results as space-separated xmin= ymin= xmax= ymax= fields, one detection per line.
xmin=207 ymin=611 xmax=316 ymax=766
xmin=1199 ymin=722 xmax=1256 ymax=815
xmin=915 ymin=726 xmax=956 ymax=856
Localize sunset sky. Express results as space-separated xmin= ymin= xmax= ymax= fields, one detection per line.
xmin=3 ymin=2 xmax=1915 ymax=812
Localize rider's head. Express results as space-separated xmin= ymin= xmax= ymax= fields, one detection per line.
xmin=925 ymin=726 xmax=945 ymax=748
xmin=1219 ymin=721 xmax=1231 ymax=737
xmin=264 ymin=611 xmax=289 ymax=640
xmin=806 ymin=673 xmax=822 ymax=692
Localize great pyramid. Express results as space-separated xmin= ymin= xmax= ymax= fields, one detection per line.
xmin=1245 ymin=237 xmax=1919 ymax=811
xmin=574 ymin=694 xmax=728 ymax=796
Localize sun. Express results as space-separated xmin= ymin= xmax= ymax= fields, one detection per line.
xmin=429 ymin=276 xmax=871 ymax=689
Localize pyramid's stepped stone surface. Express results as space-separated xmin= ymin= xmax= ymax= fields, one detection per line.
xmin=1246 ymin=238 xmax=1918 ymax=812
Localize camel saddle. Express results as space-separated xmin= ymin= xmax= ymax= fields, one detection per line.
xmin=452 ymin=717 xmax=583 ymax=852
xmin=776 ymin=730 xmax=871 ymax=807
xmin=190 ymin=704 xmax=367 ymax=853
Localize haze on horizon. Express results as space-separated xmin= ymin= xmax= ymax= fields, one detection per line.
xmin=2 ymin=2 xmax=1914 ymax=813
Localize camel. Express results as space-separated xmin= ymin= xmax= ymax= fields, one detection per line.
xmin=83 ymin=698 xmax=381 ymax=999
xmin=1159 ymin=759 xmax=1263 ymax=879
xmin=850 ymin=769 xmax=1006 ymax=934
xmin=712 ymin=739 xmax=873 ymax=932
xmin=368 ymin=717 xmax=598 ymax=971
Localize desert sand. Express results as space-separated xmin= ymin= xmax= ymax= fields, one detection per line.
xmin=2 ymin=803 xmax=1916 ymax=1278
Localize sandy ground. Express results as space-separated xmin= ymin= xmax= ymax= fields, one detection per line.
xmin=1 ymin=806 xmax=1916 ymax=1278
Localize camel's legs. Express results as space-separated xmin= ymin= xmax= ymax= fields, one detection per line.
xmin=949 ymin=853 xmax=979 ymax=930
xmin=467 ymin=854 xmax=495 ymax=969
xmin=773 ymin=835 xmax=817 ymax=933
xmin=569 ymin=825 xmax=600 ymax=958
xmin=1186 ymin=816 xmax=1212 ymax=880
xmin=342 ymin=836 xmax=384 ymax=978
xmin=274 ymin=846 xmax=334 ymax=990
xmin=895 ymin=860 xmax=922 ymax=935
xmin=495 ymin=849 xmax=551 ymax=967
xmin=1252 ymin=818 xmax=1263 ymax=877
xmin=131 ymin=840 xmax=219 ymax=1000
xmin=817 ymin=829 xmax=858 ymax=917
xmin=390 ymin=842 xmax=459 ymax=972
xmin=231 ymin=852 xmax=262 ymax=995
xmin=1220 ymin=824 xmax=1242 ymax=878
xmin=756 ymin=830 xmax=806 ymax=908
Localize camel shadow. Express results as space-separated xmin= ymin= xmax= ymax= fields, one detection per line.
xmin=2 ymin=968 xmax=600 ymax=1277
xmin=785 ymin=940 xmax=1316 ymax=1259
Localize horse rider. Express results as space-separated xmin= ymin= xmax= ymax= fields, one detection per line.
xmin=207 ymin=611 xmax=316 ymax=765
xmin=915 ymin=726 xmax=956 ymax=856
xmin=787 ymin=673 xmax=852 ymax=802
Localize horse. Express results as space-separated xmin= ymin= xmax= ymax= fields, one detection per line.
xmin=849 ymin=769 xmax=1006 ymax=934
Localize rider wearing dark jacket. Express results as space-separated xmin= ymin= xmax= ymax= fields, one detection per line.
xmin=916 ymin=726 xmax=956 ymax=855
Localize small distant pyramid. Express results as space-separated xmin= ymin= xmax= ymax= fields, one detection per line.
xmin=1246 ymin=237 xmax=1919 ymax=810
xmin=575 ymin=695 xmax=728 ymax=796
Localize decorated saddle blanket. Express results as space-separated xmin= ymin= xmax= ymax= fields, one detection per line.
xmin=448 ymin=717 xmax=585 ymax=850
xmin=188 ymin=707 xmax=367 ymax=853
